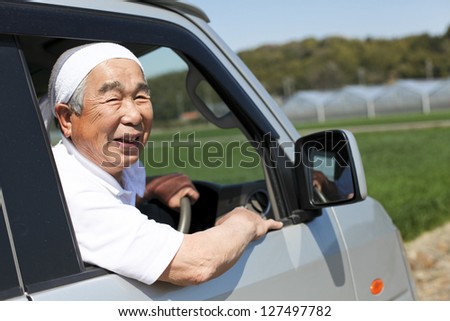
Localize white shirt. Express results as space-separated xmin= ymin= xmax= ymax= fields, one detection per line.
xmin=52 ymin=137 xmax=183 ymax=285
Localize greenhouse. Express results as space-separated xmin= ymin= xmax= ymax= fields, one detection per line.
xmin=282 ymin=78 xmax=450 ymax=123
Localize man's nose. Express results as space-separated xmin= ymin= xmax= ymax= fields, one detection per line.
xmin=121 ymin=98 xmax=143 ymax=125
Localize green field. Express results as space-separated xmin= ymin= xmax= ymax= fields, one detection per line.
xmin=356 ymin=127 xmax=450 ymax=241
xmin=146 ymin=111 xmax=450 ymax=241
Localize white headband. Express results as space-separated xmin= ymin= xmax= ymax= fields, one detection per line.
xmin=48 ymin=42 xmax=144 ymax=113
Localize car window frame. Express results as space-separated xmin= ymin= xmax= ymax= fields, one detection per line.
xmin=12 ymin=1 xmax=294 ymax=218
xmin=0 ymin=33 xmax=89 ymax=296
xmin=0 ymin=194 xmax=23 ymax=300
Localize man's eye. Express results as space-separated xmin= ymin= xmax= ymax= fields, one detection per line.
xmin=135 ymin=95 xmax=150 ymax=101
xmin=104 ymin=97 xmax=121 ymax=104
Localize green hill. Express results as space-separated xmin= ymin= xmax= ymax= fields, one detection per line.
xmin=238 ymin=26 xmax=450 ymax=97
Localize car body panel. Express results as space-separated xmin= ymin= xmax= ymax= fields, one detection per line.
xmin=28 ymin=198 xmax=414 ymax=301
xmin=332 ymin=199 xmax=416 ymax=300
xmin=31 ymin=214 xmax=356 ymax=301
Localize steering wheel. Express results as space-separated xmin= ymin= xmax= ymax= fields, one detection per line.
xmin=177 ymin=197 xmax=191 ymax=233
xmin=313 ymin=186 xmax=329 ymax=204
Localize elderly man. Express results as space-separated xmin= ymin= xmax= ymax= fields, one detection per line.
xmin=50 ymin=42 xmax=282 ymax=286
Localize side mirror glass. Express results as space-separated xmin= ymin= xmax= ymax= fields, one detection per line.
xmin=295 ymin=130 xmax=367 ymax=210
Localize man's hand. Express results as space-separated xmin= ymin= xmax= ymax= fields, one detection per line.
xmin=215 ymin=207 xmax=283 ymax=241
xmin=143 ymin=173 xmax=199 ymax=210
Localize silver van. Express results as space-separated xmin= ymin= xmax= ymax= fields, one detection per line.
xmin=0 ymin=0 xmax=416 ymax=300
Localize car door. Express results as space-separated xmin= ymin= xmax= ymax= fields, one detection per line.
xmin=0 ymin=1 xmax=357 ymax=300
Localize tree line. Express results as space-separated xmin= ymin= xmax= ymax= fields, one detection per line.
xmin=238 ymin=26 xmax=450 ymax=98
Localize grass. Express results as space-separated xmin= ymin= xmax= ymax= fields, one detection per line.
xmin=142 ymin=129 xmax=264 ymax=184
xmin=356 ymin=127 xmax=450 ymax=241
xmin=146 ymin=111 xmax=450 ymax=241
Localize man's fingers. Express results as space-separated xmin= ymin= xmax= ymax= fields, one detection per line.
xmin=166 ymin=187 xmax=200 ymax=209
xmin=266 ymin=219 xmax=283 ymax=230
xmin=145 ymin=173 xmax=199 ymax=207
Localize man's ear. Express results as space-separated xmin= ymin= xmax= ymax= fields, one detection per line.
xmin=54 ymin=103 xmax=74 ymax=138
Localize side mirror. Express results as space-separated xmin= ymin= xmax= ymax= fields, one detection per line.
xmin=294 ymin=130 xmax=367 ymax=210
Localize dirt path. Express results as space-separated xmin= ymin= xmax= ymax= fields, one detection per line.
xmin=405 ymin=221 xmax=450 ymax=300
xmin=346 ymin=119 xmax=450 ymax=133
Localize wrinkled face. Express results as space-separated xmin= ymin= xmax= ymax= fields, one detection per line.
xmin=69 ymin=58 xmax=152 ymax=180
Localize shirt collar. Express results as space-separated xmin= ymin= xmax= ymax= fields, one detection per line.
xmin=60 ymin=136 xmax=145 ymax=198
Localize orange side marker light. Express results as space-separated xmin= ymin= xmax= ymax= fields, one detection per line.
xmin=370 ymin=278 xmax=384 ymax=295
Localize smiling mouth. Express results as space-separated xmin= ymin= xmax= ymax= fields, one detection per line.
xmin=112 ymin=134 xmax=142 ymax=148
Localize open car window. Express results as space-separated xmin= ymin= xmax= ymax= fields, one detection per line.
xmin=137 ymin=47 xmax=265 ymax=184
xmin=30 ymin=41 xmax=265 ymax=185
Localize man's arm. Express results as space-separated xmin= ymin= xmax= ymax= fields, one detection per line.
xmin=158 ymin=207 xmax=283 ymax=286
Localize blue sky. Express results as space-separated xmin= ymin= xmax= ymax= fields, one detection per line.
xmin=187 ymin=0 xmax=450 ymax=52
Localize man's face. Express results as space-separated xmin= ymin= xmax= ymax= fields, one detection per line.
xmin=69 ymin=58 xmax=153 ymax=180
